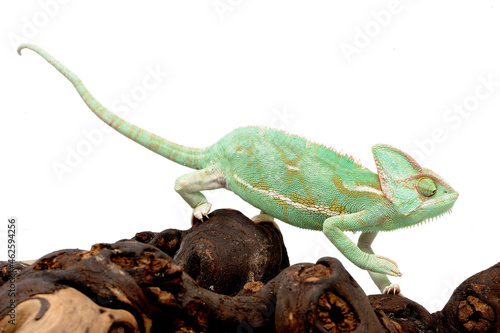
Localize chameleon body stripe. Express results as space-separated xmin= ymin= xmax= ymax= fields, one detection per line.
xmin=233 ymin=174 xmax=340 ymax=217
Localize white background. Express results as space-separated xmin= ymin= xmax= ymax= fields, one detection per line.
xmin=1 ymin=1 xmax=499 ymax=312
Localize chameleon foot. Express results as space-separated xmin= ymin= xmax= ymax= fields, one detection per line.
xmin=369 ymin=255 xmax=402 ymax=277
xmin=193 ymin=202 xmax=212 ymax=221
xmin=383 ymin=283 xmax=401 ymax=295
xmin=251 ymin=212 xmax=280 ymax=229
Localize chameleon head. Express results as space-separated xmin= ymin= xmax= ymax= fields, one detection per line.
xmin=372 ymin=144 xmax=459 ymax=228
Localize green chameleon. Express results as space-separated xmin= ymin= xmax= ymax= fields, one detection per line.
xmin=18 ymin=44 xmax=458 ymax=294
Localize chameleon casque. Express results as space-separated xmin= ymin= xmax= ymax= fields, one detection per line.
xmin=18 ymin=43 xmax=459 ymax=294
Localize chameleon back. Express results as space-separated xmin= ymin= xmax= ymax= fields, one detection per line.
xmin=214 ymin=127 xmax=386 ymax=230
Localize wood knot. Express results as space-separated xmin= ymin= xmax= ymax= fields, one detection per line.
xmin=317 ymin=291 xmax=358 ymax=332
xmin=457 ymin=296 xmax=495 ymax=332
xmin=298 ymin=263 xmax=332 ymax=282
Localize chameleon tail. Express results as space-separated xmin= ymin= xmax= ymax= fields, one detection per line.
xmin=17 ymin=43 xmax=209 ymax=170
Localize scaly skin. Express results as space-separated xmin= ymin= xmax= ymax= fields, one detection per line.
xmin=17 ymin=44 xmax=459 ymax=294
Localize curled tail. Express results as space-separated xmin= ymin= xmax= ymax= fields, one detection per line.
xmin=17 ymin=43 xmax=209 ymax=170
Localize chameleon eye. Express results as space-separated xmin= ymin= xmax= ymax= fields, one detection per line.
xmin=417 ymin=177 xmax=437 ymax=197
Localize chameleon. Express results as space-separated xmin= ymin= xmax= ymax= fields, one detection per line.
xmin=17 ymin=43 xmax=459 ymax=294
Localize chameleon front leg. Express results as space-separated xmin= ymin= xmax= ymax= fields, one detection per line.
xmin=322 ymin=211 xmax=402 ymax=277
xmin=174 ymin=165 xmax=226 ymax=220
xmin=358 ymin=232 xmax=401 ymax=294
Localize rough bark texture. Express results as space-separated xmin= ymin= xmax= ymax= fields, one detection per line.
xmin=173 ymin=209 xmax=290 ymax=296
xmin=368 ymin=294 xmax=437 ymax=332
xmin=433 ymin=262 xmax=500 ymax=333
xmin=0 ymin=209 xmax=498 ymax=332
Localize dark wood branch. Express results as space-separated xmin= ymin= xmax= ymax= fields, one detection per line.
xmin=0 ymin=209 xmax=498 ymax=332
xmin=172 ymin=209 xmax=289 ymax=296
xmin=433 ymin=262 xmax=499 ymax=333
xmin=369 ymin=294 xmax=437 ymax=332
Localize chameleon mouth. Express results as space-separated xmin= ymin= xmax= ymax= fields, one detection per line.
xmin=401 ymin=205 xmax=455 ymax=230
xmin=423 ymin=207 xmax=454 ymax=222
xmin=369 ymin=205 xmax=455 ymax=233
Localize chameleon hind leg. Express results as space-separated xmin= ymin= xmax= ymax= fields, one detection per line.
xmin=358 ymin=232 xmax=401 ymax=295
xmin=251 ymin=211 xmax=280 ymax=229
xmin=174 ymin=165 xmax=226 ymax=220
